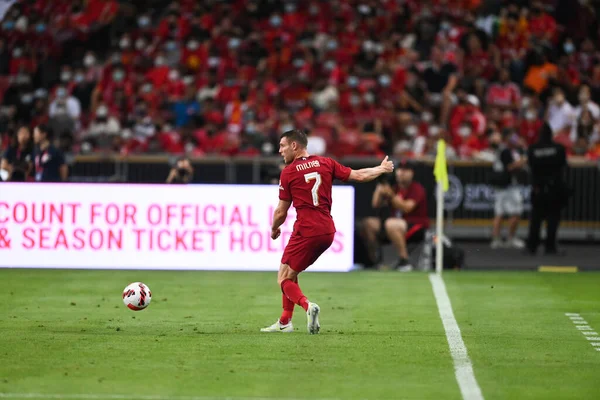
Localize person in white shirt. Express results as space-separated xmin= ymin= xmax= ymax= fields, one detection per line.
xmin=48 ymin=86 xmax=81 ymax=121
xmin=546 ymin=87 xmax=574 ymax=135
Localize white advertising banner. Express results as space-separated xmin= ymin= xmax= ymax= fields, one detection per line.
xmin=0 ymin=183 xmax=355 ymax=272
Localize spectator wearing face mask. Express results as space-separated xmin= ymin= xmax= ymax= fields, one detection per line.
xmin=48 ymin=85 xmax=80 ymax=136
xmin=546 ymin=87 xmax=574 ymax=136
xmin=519 ymin=106 xmax=543 ymax=145
xmin=84 ymin=104 xmax=121 ymax=149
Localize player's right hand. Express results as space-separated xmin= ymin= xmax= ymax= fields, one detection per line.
xmin=271 ymin=227 xmax=281 ymax=240
xmin=380 ymin=156 xmax=394 ymax=173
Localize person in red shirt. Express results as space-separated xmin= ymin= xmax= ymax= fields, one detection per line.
xmin=261 ymin=129 xmax=394 ymax=334
xmin=360 ymin=159 xmax=429 ymax=272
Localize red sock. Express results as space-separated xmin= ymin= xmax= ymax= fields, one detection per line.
xmin=279 ymin=294 xmax=294 ymax=325
xmin=281 ymin=279 xmax=309 ymax=311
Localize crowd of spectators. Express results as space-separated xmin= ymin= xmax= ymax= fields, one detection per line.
xmin=1 ymin=0 xmax=600 ymax=162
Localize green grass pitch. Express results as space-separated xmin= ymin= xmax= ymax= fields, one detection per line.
xmin=1 ymin=269 xmax=600 ymax=399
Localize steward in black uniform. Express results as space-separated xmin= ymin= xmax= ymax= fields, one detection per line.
xmin=526 ymin=123 xmax=570 ymax=254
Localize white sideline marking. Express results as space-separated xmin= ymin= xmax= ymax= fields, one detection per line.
xmin=577 ymin=325 xmax=593 ymax=330
xmin=0 ymin=394 xmax=341 ymax=400
xmin=565 ymin=313 xmax=600 ymax=352
xmin=429 ymin=274 xmax=484 ymax=400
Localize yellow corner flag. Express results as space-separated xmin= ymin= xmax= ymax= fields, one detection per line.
xmin=434 ymin=139 xmax=449 ymax=192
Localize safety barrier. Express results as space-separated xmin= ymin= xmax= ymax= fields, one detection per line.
xmin=61 ymin=155 xmax=600 ymax=241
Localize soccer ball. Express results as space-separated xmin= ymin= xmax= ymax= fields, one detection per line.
xmin=122 ymin=282 xmax=152 ymax=311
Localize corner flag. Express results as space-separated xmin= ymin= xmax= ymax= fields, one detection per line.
xmin=434 ymin=139 xmax=449 ymax=192
xmin=433 ymin=139 xmax=449 ymax=275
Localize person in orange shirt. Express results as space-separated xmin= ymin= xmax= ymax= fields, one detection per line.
xmin=523 ymin=50 xmax=557 ymax=94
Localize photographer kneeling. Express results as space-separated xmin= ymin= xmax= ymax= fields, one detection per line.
xmin=359 ymin=160 xmax=429 ymax=271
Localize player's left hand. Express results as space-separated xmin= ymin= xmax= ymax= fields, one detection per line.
xmin=271 ymin=227 xmax=281 ymax=240
xmin=380 ymin=156 xmax=394 ymax=173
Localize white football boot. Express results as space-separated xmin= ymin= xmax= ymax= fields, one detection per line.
xmin=307 ymin=302 xmax=320 ymax=334
xmin=260 ymin=320 xmax=294 ymax=333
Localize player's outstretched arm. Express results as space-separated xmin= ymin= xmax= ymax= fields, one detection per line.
xmin=271 ymin=199 xmax=292 ymax=240
xmin=347 ymin=156 xmax=394 ymax=183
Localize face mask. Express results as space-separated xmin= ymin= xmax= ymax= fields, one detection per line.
xmin=421 ymin=112 xmax=433 ymax=123
xmin=285 ymin=3 xmax=296 ymax=13
xmin=84 ymin=55 xmax=96 ymax=67
xmin=293 ymin=58 xmax=305 ymax=68
xmin=56 ymin=88 xmax=67 ymax=98
xmin=15 ymin=17 xmax=27 ymax=32
xmin=358 ymin=4 xmax=371 ymax=15
xmin=74 ymin=74 xmax=85 ymax=83
xmin=458 ymin=126 xmax=472 ymax=137
xmin=13 ymin=48 xmax=22 ymax=58
xmin=564 ymin=42 xmax=575 ymax=55
xmin=246 ymin=123 xmax=257 ymax=134
xmin=326 ymin=40 xmax=338 ymax=51
xmin=208 ymin=57 xmax=220 ymax=67
xmin=350 ymin=95 xmax=360 ymax=106
xmin=324 ymin=60 xmax=336 ymax=71
xmin=228 ymin=38 xmax=241 ymax=50
xmin=525 ymin=111 xmax=537 ymax=121
xmin=363 ymin=92 xmax=375 ymax=104
xmin=35 ymin=23 xmax=46 ymax=33
xmin=138 ymin=16 xmax=150 ymax=28
xmin=378 ymin=75 xmax=391 ymax=87
xmin=405 ymin=126 xmax=418 ymax=137
xmin=187 ymin=40 xmax=199 ymax=51
xmin=183 ymin=76 xmax=194 ymax=86
xmin=428 ymin=126 xmax=440 ymax=137
xmin=135 ymin=39 xmax=146 ymax=50
xmin=168 ymin=70 xmax=180 ymax=81
xmin=269 ymin=15 xmax=282 ymax=27
xmin=61 ymin=71 xmax=72 ymax=82
xmin=2 ymin=21 xmax=14 ymax=31
xmin=309 ymin=5 xmax=319 ymax=15
xmin=21 ymin=93 xmax=33 ymax=104
xmin=142 ymin=84 xmax=152 ymax=93
xmin=96 ymin=106 xmax=108 ymax=118
xmin=363 ymin=40 xmax=375 ymax=52
xmin=120 ymin=38 xmax=131 ymax=49
xmin=440 ymin=21 xmax=451 ymax=32
xmin=166 ymin=41 xmax=177 ymax=51
xmin=262 ymin=142 xmax=274 ymax=154
xmin=521 ymin=97 xmax=531 ymax=109
xmin=113 ymin=70 xmax=125 ymax=82
xmin=155 ymin=57 xmax=166 ymax=66
xmin=347 ymin=76 xmax=359 ymax=88
xmin=111 ymin=53 xmax=121 ymax=64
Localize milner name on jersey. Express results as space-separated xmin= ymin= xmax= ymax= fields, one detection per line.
xmin=295 ymin=159 xmax=321 ymax=172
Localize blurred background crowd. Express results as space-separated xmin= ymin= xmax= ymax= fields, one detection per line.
xmin=1 ymin=0 xmax=600 ymax=161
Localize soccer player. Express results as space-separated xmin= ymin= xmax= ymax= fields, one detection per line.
xmin=261 ymin=129 xmax=394 ymax=334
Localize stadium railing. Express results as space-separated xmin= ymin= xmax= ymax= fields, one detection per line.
xmin=68 ymin=155 xmax=600 ymax=241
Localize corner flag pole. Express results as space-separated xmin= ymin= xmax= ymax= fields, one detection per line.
xmin=433 ymin=139 xmax=449 ymax=275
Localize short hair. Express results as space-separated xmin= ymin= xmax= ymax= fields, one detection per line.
xmin=36 ymin=124 xmax=53 ymax=139
xmin=280 ymin=129 xmax=308 ymax=148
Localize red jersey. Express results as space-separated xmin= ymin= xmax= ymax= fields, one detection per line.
xmin=279 ymin=155 xmax=351 ymax=237
xmin=393 ymin=181 xmax=429 ymax=228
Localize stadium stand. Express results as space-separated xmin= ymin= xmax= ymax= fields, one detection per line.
xmin=1 ymin=0 xmax=600 ymax=161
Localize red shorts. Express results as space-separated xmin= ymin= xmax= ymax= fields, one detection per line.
xmin=281 ymin=233 xmax=335 ymax=272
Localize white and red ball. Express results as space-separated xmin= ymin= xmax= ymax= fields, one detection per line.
xmin=122 ymin=282 xmax=152 ymax=311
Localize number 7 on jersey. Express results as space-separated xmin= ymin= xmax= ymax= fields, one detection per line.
xmin=304 ymin=172 xmax=322 ymax=206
